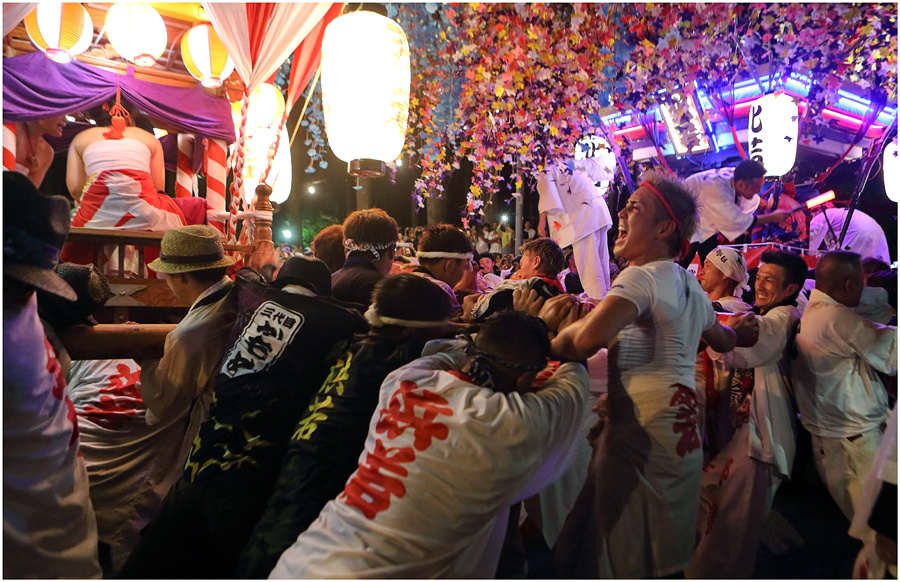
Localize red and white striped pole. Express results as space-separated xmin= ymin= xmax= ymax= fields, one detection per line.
xmin=3 ymin=123 xmax=17 ymax=171
xmin=175 ymin=133 xmax=195 ymax=198
xmin=204 ymin=137 xmax=228 ymax=236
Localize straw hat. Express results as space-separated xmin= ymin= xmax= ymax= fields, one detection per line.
xmin=148 ymin=225 xmax=235 ymax=274
xmin=3 ymin=171 xmax=77 ymax=301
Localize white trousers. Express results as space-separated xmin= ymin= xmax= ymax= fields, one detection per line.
xmin=811 ymin=426 xmax=882 ymax=521
xmin=572 ymin=228 xmax=610 ymax=301
xmin=686 ymin=422 xmax=782 ymax=579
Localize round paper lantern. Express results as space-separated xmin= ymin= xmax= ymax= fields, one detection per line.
xmin=321 ymin=11 xmax=410 ymax=177
xmin=181 ymin=23 xmax=234 ymax=88
xmin=241 ymin=126 xmax=292 ymax=206
xmin=232 ymin=83 xmax=286 ymax=133
xmin=747 ymin=93 xmax=799 ymax=177
xmin=884 ymin=137 xmax=899 ymax=203
xmin=24 ymin=3 xmax=93 ymax=64
xmin=105 ymin=2 xmax=167 ymax=67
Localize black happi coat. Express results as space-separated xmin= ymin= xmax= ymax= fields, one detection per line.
xmin=237 ymin=334 xmax=428 ymax=579
xmin=184 ymin=276 xmax=367 ymax=492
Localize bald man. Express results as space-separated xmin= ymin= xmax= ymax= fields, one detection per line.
xmin=793 ymin=251 xmax=897 ymax=521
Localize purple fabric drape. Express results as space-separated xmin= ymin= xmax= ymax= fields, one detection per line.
xmin=3 ymin=51 xmax=235 ymax=143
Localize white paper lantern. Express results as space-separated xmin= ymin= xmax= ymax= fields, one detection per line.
xmin=574 ymin=134 xmax=615 ymax=196
xmin=884 ymin=137 xmax=899 ymax=203
xmin=105 ymin=2 xmax=167 ymax=67
xmin=181 ymin=23 xmax=234 ymax=88
xmin=24 ymin=3 xmax=93 ymax=64
xmin=747 ymin=93 xmax=799 ymax=177
xmin=321 ymin=11 xmax=410 ymax=176
xmin=242 ymin=126 xmax=292 ymax=206
xmin=232 ymin=83 xmax=285 ymax=133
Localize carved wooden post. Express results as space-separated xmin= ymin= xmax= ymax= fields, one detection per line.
xmin=250 ymin=183 xmax=275 ymax=271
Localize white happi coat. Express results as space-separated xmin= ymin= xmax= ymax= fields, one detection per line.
xmin=684 ymin=167 xmax=761 ymax=243
xmin=707 ymin=304 xmax=801 ymax=479
xmin=271 ymin=345 xmax=590 ymax=579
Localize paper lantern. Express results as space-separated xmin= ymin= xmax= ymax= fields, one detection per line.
xmin=574 ymin=134 xmax=615 ymax=196
xmin=24 ymin=3 xmax=93 ymax=64
xmin=181 ymin=23 xmax=234 ymax=88
xmin=321 ymin=10 xmax=410 ymax=177
xmin=105 ymin=2 xmax=167 ymax=67
xmin=660 ymin=93 xmax=712 ymax=156
xmin=242 ymin=126 xmax=292 ymax=206
xmin=885 ymin=137 xmax=899 ymax=203
xmin=232 ymin=83 xmax=286 ymax=133
xmin=747 ymin=93 xmax=799 ymax=177
xmin=574 ymin=135 xmax=610 ymax=160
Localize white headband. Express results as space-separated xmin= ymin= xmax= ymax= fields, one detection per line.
xmin=344 ymin=238 xmax=395 ymax=260
xmin=415 ymin=251 xmax=474 ymax=260
xmin=708 ymin=246 xmax=750 ymax=297
xmin=364 ymin=305 xmax=449 ymax=328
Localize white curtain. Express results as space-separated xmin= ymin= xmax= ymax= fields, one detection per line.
xmin=3 ymin=3 xmax=38 ymax=37
xmin=201 ymin=2 xmax=332 ymax=93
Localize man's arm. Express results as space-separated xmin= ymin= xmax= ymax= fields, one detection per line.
xmin=709 ymin=308 xmax=795 ymax=369
xmin=839 ymin=311 xmax=898 ymax=376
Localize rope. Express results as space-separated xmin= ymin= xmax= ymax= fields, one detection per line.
xmin=260 ymin=88 xmax=288 ymax=186
xmin=228 ymin=89 xmax=250 ymax=243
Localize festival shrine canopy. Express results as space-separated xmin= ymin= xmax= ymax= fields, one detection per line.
xmin=3 ymin=2 xmax=897 ymax=221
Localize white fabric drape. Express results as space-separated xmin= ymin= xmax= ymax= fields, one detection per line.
xmin=201 ymin=2 xmax=332 ymax=93
xmin=3 ymin=3 xmax=38 ymax=37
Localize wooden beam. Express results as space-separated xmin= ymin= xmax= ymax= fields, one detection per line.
xmin=59 ymin=324 xmax=175 ymax=360
xmin=67 ymin=227 xmax=255 ymax=254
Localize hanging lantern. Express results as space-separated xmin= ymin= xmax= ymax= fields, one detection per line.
xmin=574 ymin=134 xmax=616 ymax=196
xmin=321 ymin=10 xmax=410 ymax=178
xmin=242 ymin=126 xmax=292 ymax=206
xmin=104 ymin=2 xmax=167 ymax=67
xmin=232 ymin=83 xmax=286 ymax=133
xmin=660 ymin=93 xmax=712 ymax=156
xmin=884 ymin=137 xmax=899 ymax=203
xmin=747 ymin=93 xmax=799 ymax=177
xmin=24 ymin=3 xmax=93 ymax=64
xmin=181 ymin=23 xmax=234 ymax=88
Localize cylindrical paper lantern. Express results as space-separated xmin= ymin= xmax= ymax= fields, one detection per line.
xmin=105 ymin=2 xmax=167 ymax=67
xmin=231 ymin=83 xmax=285 ymax=133
xmin=181 ymin=23 xmax=234 ymax=88
xmin=321 ymin=11 xmax=410 ymax=176
xmin=884 ymin=137 xmax=899 ymax=203
xmin=24 ymin=3 xmax=93 ymax=64
xmin=747 ymin=93 xmax=799 ymax=177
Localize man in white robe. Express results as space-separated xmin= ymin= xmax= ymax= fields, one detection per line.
xmin=537 ymin=153 xmax=615 ymax=300
xmin=270 ymin=311 xmax=590 ymax=579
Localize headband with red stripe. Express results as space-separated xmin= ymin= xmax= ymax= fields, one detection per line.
xmin=640 ymin=181 xmax=678 ymax=226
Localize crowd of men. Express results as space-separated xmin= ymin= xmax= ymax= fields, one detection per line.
xmin=3 ymin=159 xmax=896 ymax=579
